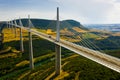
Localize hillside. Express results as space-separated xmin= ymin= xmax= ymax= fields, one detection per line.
xmin=0 ymin=19 xmax=88 ymax=31
xmin=0 ymin=28 xmax=120 ymax=80
xmin=0 ymin=19 xmax=87 ymax=30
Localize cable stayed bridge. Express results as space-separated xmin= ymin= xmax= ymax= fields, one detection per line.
xmin=2 ymin=7 xmax=120 ymax=75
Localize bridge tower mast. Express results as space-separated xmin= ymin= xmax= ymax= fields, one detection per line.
xmin=55 ymin=7 xmax=61 ymax=75
xmin=28 ymin=15 xmax=34 ymax=69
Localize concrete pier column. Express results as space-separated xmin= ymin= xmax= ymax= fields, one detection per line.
xmin=14 ymin=20 xmax=17 ymax=38
xmin=55 ymin=7 xmax=61 ymax=75
xmin=55 ymin=44 xmax=61 ymax=75
xmin=28 ymin=15 xmax=34 ymax=69
xmin=19 ymin=18 xmax=24 ymax=52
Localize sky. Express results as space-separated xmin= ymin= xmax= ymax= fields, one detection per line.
xmin=0 ymin=0 xmax=120 ymax=24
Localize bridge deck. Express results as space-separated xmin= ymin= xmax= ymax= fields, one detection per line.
xmin=31 ymin=29 xmax=120 ymax=73
xmin=9 ymin=24 xmax=120 ymax=73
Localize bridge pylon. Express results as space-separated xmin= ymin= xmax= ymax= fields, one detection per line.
xmin=11 ymin=21 xmax=14 ymax=34
xmin=28 ymin=15 xmax=34 ymax=69
xmin=8 ymin=21 xmax=10 ymax=29
xmin=6 ymin=21 xmax=8 ymax=28
xmin=55 ymin=7 xmax=61 ymax=75
xmin=10 ymin=21 xmax=13 ymax=32
xmin=14 ymin=20 xmax=17 ymax=38
xmin=19 ymin=18 xmax=24 ymax=52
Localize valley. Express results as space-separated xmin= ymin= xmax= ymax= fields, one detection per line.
xmin=0 ymin=26 xmax=120 ymax=79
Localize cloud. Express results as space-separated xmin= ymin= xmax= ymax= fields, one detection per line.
xmin=50 ymin=0 xmax=120 ymax=24
xmin=1 ymin=0 xmax=120 ymax=24
xmin=115 ymin=0 xmax=120 ymax=2
xmin=0 ymin=9 xmax=56 ymax=21
xmin=105 ymin=2 xmax=120 ymax=23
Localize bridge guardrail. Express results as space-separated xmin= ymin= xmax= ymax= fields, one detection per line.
xmin=60 ymin=39 xmax=120 ymax=66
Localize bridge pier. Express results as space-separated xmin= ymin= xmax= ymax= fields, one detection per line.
xmin=55 ymin=7 xmax=61 ymax=75
xmin=14 ymin=23 xmax=17 ymax=38
xmin=20 ymin=27 xmax=24 ymax=52
xmin=15 ymin=26 xmax=17 ymax=38
xmin=55 ymin=44 xmax=61 ymax=75
xmin=14 ymin=20 xmax=17 ymax=38
xmin=6 ymin=21 xmax=8 ymax=28
xmin=28 ymin=15 xmax=34 ymax=69
xmin=19 ymin=18 xmax=24 ymax=52
xmin=10 ymin=21 xmax=14 ymax=34
xmin=8 ymin=21 xmax=10 ymax=29
xmin=10 ymin=21 xmax=12 ymax=32
xmin=29 ymin=31 xmax=34 ymax=69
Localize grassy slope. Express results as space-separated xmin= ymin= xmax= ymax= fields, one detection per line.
xmin=0 ymin=28 xmax=120 ymax=80
xmin=0 ymin=28 xmax=56 ymax=79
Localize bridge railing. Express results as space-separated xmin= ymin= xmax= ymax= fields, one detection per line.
xmin=60 ymin=38 xmax=120 ymax=65
xmin=30 ymin=28 xmax=120 ymax=66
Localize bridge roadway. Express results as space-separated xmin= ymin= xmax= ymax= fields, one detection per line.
xmin=12 ymin=24 xmax=120 ymax=73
